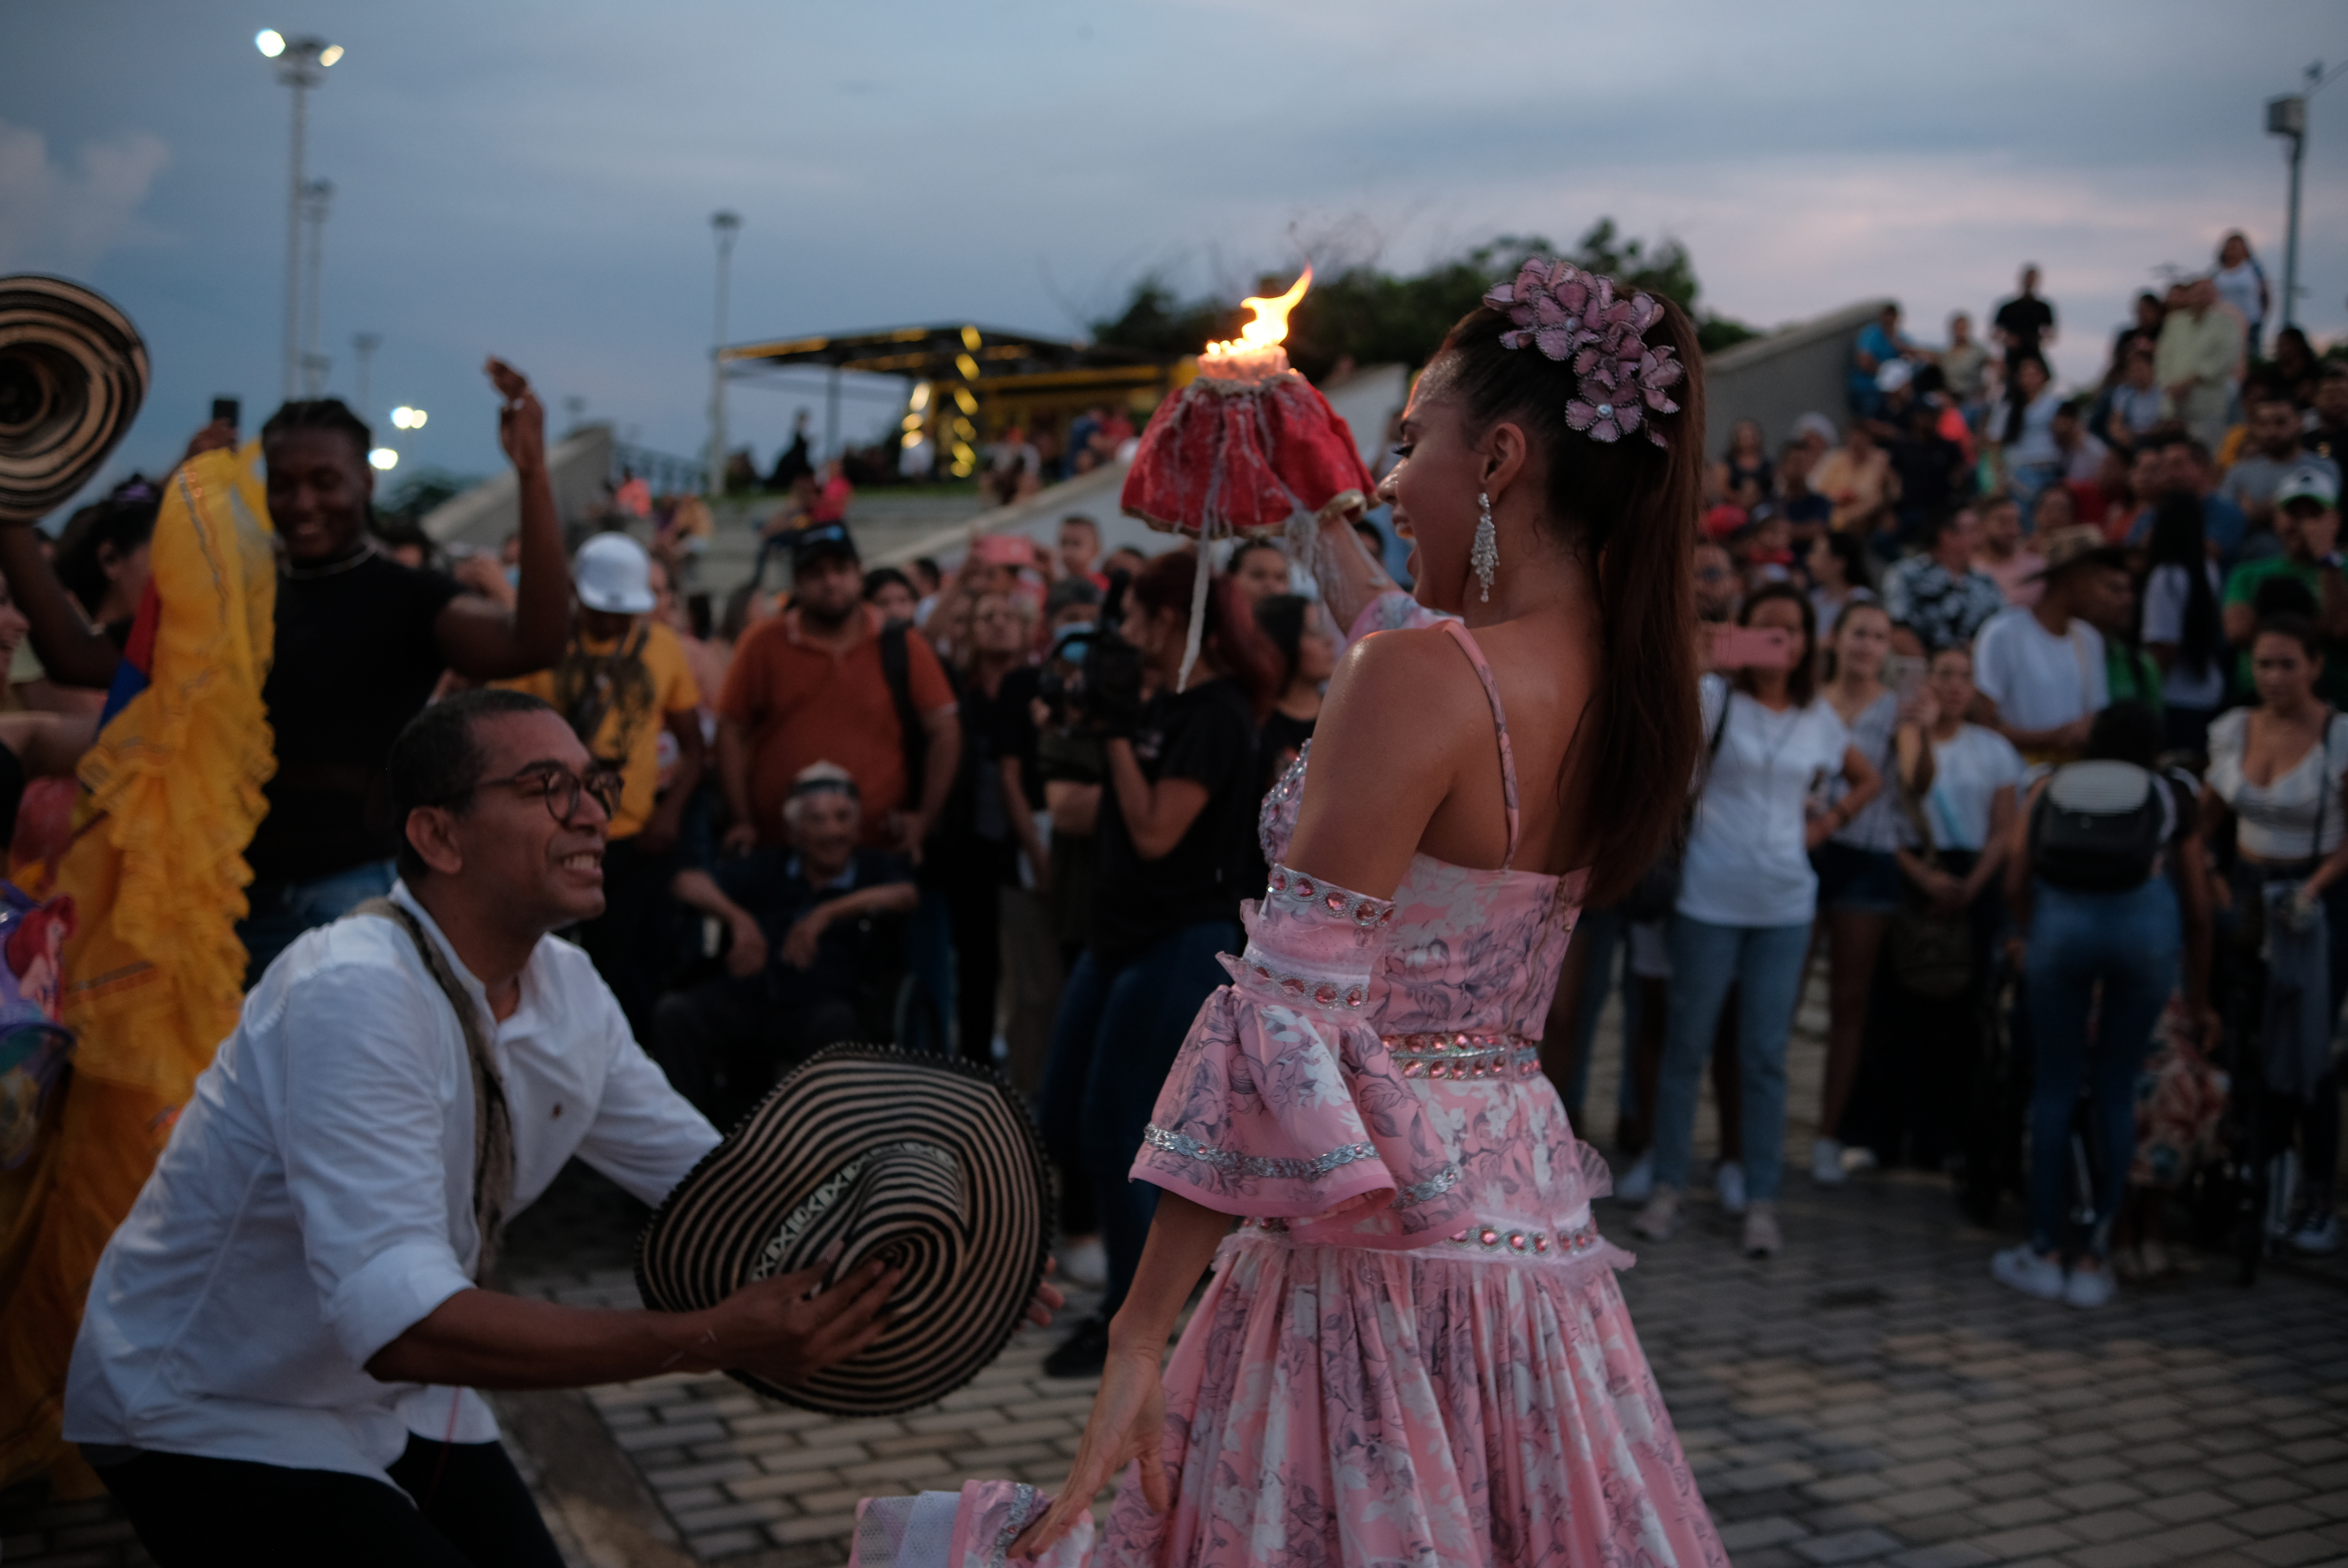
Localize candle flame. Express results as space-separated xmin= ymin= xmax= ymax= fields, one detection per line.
xmin=1203 ymin=266 xmax=1312 ymax=358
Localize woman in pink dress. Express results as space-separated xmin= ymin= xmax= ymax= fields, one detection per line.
xmin=1015 ymin=261 xmax=1724 ymax=1566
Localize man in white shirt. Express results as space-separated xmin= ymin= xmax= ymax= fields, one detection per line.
xmin=1971 ymin=526 xmax=2128 ymax=763
xmin=65 ymin=689 xmax=902 ymax=1565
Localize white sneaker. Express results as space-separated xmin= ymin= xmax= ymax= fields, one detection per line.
xmin=1714 ymin=1160 xmax=1748 ymax=1216
xmin=1812 ymin=1137 xmax=1847 ymax=1187
xmin=1615 ymin=1152 xmax=1656 ymax=1205
xmin=1053 ymin=1236 xmax=1108 ymax=1290
xmin=1842 ymin=1144 xmax=1879 ymax=1176
xmin=1742 ymin=1202 xmax=1781 ymax=1258
xmin=2064 ymin=1262 xmax=2117 ymax=1309
xmin=1990 ymin=1245 xmax=2066 ymax=1301
xmin=2288 ymin=1212 xmax=2342 ymax=1257
xmin=1630 ymin=1186 xmax=1682 ymax=1241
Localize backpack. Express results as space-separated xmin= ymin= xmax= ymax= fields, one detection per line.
xmin=878 ymin=621 xmax=929 ymax=802
xmin=2027 ymin=760 xmax=2169 ymax=893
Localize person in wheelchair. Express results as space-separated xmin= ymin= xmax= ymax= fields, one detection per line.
xmin=656 ymin=762 xmax=915 ymax=1125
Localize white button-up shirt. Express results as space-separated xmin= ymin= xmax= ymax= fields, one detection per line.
xmin=64 ymin=883 xmax=719 ymax=1483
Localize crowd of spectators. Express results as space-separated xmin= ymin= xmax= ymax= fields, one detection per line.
xmin=1582 ymin=233 xmax=2345 ymax=1309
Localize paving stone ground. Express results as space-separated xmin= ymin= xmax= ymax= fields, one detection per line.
xmin=7 ymin=982 xmax=2345 ymax=1567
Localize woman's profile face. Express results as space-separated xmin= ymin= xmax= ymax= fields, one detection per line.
xmin=1834 ymin=606 xmax=1892 ymax=682
xmin=1122 ymin=601 xmax=1188 ymax=680
xmin=1377 ymin=363 xmax=1503 ymax=612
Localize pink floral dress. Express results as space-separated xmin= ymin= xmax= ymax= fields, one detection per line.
xmin=1104 ymin=617 xmax=1725 ymax=1568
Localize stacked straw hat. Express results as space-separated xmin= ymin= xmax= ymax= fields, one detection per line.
xmin=0 ymin=276 xmax=148 ymax=526
xmin=637 ymin=1045 xmax=1052 ymax=1416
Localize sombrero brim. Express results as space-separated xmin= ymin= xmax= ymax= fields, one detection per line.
xmin=0 ymin=276 xmax=148 ymax=526
xmin=635 ymin=1044 xmax=1052 ymax=1417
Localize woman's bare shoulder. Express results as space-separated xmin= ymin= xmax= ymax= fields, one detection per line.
xmin=1326 ymin=624 xmax=1482 ymax=716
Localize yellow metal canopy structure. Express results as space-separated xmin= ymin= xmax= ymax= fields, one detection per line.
xmin=720 ymin=323 xmax=1190 ymax=477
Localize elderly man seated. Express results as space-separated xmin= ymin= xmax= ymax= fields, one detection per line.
xmin=656 ymin=761 xmax=915 ymax=1125
xmin=63 ymin=690 xmax=905 ymax=1566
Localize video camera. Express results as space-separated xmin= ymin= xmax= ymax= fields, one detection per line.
xmin=1037 ymin=567 xmax=1146 ymax=737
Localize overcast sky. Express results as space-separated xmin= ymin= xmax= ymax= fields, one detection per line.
xmin=4 ymin=0 xmax=2344 ymax=502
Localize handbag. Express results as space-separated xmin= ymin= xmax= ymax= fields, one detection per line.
xmin=1619 ymin=685 xmax=1733 ymax=922
xmin=1887 ymin=783 xmax=1973 ymax=998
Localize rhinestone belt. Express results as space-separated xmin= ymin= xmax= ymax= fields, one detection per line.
xmin=1382 ymin=1032 xmax=1542 ymax=1081
xmin=1242 ymin=1214 xmax=1603 ymax=1261
xmin=1448 ymin=1220 xmax=1603 ymax=1258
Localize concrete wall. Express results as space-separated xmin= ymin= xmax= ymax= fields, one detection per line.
xmin=1700 ymin=300 xmax=1890 ymax=460
xmin=420 ymin=422 xmax=614 ymax=550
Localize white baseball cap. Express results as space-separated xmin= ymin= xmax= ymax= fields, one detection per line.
xmin=2276 ymin=462 xmax=2340 ymax=510
xmin=574 ymin=532 xmax=656 ymax=614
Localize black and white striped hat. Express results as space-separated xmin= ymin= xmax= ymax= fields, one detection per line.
xmin=636 ymin=1045 xmax=1051 ymax=1416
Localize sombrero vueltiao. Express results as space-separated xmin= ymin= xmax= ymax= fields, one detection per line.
xmin=637 ymin=1045 xmax=1052 ymax=1416
xmin=0 ymin=276 xmax=149 ymax=526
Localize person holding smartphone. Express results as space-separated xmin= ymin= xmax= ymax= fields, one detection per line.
xmin=1636 ymin=582 xmax=1881 ymax=1256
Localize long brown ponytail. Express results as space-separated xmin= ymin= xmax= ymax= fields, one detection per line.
xmin=1432 ymin=292 xmax=1706 ymax=905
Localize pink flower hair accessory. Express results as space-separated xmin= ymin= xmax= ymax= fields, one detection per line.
xmin=1482 ymin=259 xmax=1685 ymax=450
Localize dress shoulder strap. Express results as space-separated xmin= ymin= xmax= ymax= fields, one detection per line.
xmin=1436 ymin=619 xmax=1521 ymax=868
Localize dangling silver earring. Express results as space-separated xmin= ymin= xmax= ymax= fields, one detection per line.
xmin=1471 ymin=491 xmax=1498 ymax=602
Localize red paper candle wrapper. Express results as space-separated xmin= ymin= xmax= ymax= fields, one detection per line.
xmin=1120 ymin=370 xmax=1377 ymax=541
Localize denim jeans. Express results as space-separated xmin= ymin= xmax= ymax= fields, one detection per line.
xmin=1652 ymin=915 xmax=1812 ymax=1203
xmin=1037 ymin=919 xmax=1238 ymax=1318
xmin=238 ymin=859 xmax=398 ymax=989
xmin=2023 ymin=878 xmax=2180 ymax=1257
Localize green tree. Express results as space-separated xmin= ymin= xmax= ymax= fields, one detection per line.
xmin=1092 ymin=224 xmax=1758 ymax=375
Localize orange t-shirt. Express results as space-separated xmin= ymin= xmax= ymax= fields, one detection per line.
xmin=718 ymin=605 xmax=955 ymax=845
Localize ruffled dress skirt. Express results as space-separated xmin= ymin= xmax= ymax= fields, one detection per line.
xmin=1098 ymin=1150 xmax=1723 ymax=1568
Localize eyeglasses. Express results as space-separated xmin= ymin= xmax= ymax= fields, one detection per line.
xmin=434 ymin=765 xmax=624 ymax=826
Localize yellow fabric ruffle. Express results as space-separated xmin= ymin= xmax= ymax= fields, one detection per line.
xmin=0 ymin=443 xmax=276 ymax=1491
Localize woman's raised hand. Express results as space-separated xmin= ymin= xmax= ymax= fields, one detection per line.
xmin=1007 ymin=1341 xmax=1169 ymax=1557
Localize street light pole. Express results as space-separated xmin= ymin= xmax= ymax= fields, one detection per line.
xmin=2268 ymin=60 xmax=2339 ymax=333
xmin=707 ymin=211 xmax=742 ymax=497
xmin=352 ymin=332 xmax=380 ymax=422
xmin=256 ymin=31 xmax=341 ymax=404
xmin=301 ymin=178 xmax=333 ymax=396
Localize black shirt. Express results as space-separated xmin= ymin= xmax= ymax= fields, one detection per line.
xmin=1036 ymin=726 xmax=1103 ymax=948
xmin=246 ymin=551 xmax=461 ymax=884
xmin=1888 ymin=432 xmax=1965 ymax=518
xmin=712 ymin=845 xmax=913 ymax=1007
xmin=1090 ymin=677 xmax=1259 ymax=964
xmin=1993 ymin=295 xmax=2056 ymax=358
xmin=1260 ymin=709 xmax=1316 ymax=794
xmin=942 ymin=665 xmax=1041 ymax=845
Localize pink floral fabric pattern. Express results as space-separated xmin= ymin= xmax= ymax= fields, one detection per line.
xmin=1108 ymin=616 xmax=1724 ymax=1567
